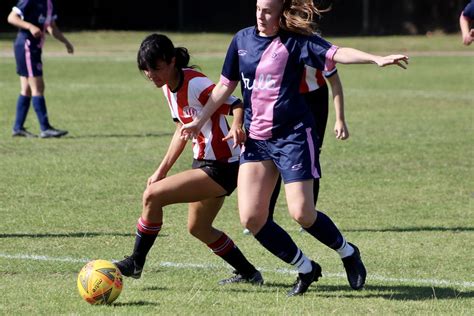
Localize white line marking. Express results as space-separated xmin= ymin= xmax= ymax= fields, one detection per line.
xmin=1 ymin=253 xmax=473 ymax=288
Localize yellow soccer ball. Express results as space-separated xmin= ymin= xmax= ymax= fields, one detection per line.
xmin=77 ymin=259 xmax=123 ymax=305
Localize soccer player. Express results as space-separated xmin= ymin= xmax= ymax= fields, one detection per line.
xmin=7 ymin=0 xmax=71 ymax=138
xmin=460 ymin=0 xmax=474 ymax=46
xmin=115 ymin=34 xmax=263 ymax=286
xmin=181 ymin=0 xmax=408 ymax=296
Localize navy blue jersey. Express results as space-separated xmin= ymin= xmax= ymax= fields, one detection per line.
xmin=463 ymin=0 xmax=474 ymax=19
xmin=220 ymin=27 xmax=337 ymax=140
xmin=13 ymin=0 xmax=57 ymax=48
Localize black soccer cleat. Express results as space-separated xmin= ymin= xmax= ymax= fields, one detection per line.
xmin=40 ymin=127 xmax=68 ymax=138
xmin=218 ymin=270 xmax=264 ymax=285
xmin=12 ymin=128 xmax=37 ymax=138
xmin=342 ymin=243 xmax=367 ymax=290
xmin=115 ymin=256 xmax=143 ymax=279
xmin=287 ymin=261 xmax=322 ymax=297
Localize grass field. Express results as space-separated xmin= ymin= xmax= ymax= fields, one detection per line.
xmin=0 ymin=32 xmax=473 ymax=315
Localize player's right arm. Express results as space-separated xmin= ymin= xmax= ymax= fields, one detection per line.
xmin=148 ymin=122 xmax=187 ymax=186
xmin=326 ymin=72 xmax=349 ymax=140
xmin=180 ymin=80 xmax=238 ymax=141
xmin=7 ymin=10 xmax=41 ymax=38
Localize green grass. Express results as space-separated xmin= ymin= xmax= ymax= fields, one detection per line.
xmin=0 ymin=32 xmax=473 ymax=315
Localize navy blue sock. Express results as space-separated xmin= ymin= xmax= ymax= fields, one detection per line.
xmin=254 ymin=220 xmax=299 ymax=264
xmin=268 ymin=175 xmax=282 ymax=221
xmin=305 ymin=211 xmax=344 ymax=250
xmin=13 ymin=95 xmax=31 ymax=131
xmin=32 ymin=96 xmax=51 ymax=131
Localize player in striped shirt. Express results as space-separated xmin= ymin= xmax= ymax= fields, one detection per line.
xmin=7 ymin=0 xmax=72 ymax=138
xmin=115 ymin=34 xmax=263 ymax=286
xmin=181 ymin=0 xmax=408 ymax=296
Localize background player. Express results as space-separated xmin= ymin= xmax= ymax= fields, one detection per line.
xmin=115 ymin=34 xmax=263 ymax=286
xmin=460 ymin=0 xmax=474 ymax=45
xmin=7 ymin=0 xmax=72 ymax=138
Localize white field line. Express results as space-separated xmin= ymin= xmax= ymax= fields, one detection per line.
xmin=1 ymin=253 xmax=473 ymax=289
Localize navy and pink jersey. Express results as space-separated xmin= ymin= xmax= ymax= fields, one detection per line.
xmin=463 ymin=0 xmax=474 ymax=19
xmin=220 ymin=27 xmax=338 ymax=140
xmin=162 ymin=68 xmax=241 ymax=163
xmin=13 ymin=0 xmax=57 ymax=49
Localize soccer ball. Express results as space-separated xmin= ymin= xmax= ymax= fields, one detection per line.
xmin=77 ymin=259 xmax=123 ymax=305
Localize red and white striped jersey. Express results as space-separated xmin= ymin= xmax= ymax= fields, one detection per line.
xmin=299 ymin=65 xmax=337 ymax=94
xmin=162 ymin=68 xmax=241 ymax=163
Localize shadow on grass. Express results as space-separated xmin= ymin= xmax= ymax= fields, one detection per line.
xmin=66 ymin=132 xmax=173 ymax=139
xmin=313 ymin=284 xmax=473 ymax=300
xmin=205 ymin=282 xmax=473 ymax=300
xmin=345 ymin=226 xmax=474 ymax=233
xmin=0 ymin=232 xmax=167 ymax=238
xmin=112 ymin=300 xmax=159 ymax=307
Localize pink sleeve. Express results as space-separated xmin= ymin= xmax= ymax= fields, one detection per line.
xmin=324 ymin=45 xmax=339 ymax=72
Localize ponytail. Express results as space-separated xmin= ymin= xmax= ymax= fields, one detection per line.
xmin=280 ymin=0 xmax=330 ymax=36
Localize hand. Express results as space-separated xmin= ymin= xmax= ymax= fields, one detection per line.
xmin=29 ymin=25 xmax=42 ymax=38
xmin=180 ymin=120 xmax=201 ymax=141
xmin=223 ymin=126 xmax=246 ymax=148
xmin=65 ymin=42 xmax=74 ymax=54
xmin=147 ymin=169 xmax=166 ymax=186
xmin=375 ymin=55 xmax=409 ymax=69
xmin=334 ymin=120 xmax=349 ymax=140
xmin=462 ymin=30 xmax=474 ymax=46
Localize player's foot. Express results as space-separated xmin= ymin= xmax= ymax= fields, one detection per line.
xmin=342 ymin=243 xmax=366 ymax=290
xmin=287 ymin=260 xmax=322 ymax=297
xmin=115 ymin=256 xmax=143 ymax=279
xmin=40 ymin=127 xmax=68 ymax=138
xmin=218 ymin=270 xmax=264 ymax=285
xmin=12 ymin=128 xmax=37 ymax=138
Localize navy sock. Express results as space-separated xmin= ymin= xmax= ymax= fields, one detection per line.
xmin=32 ymin=96 xmax=51 ymax=131
xmin=305 ymin=211 xmax=344 ymax=250
xmin=254 ymin=220 xmax=299 ymax=264
xmin=313 ymin=178 xmax=320 ymax=207
xmin=208 ymin=233 xmax=257 ymax=276
xmin=132 ymin=217 xmax=161 ymax=267
xmin=268 ymin=175 xmax=282 ymax=221
xmin=13 ymin=95 xmax=31 ymax=131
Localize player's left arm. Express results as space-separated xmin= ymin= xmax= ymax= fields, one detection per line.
xmin=459 ymin=13 xmax=473 ymax=46
xmin=47 ymin=20 xmax=74 ymax=54
xmin=333 ymin=47 xmax=408 ymax=69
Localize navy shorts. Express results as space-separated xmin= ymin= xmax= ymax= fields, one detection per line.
xmin=240 ymin=122 xmax=321 ymax=184
xmin=14 ymin=39 xmax=43 ymax=77
xmin=192 ymin=159 xmax=239 ymax=196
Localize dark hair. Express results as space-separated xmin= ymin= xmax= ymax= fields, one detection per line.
xmin=137 ymin=33 xmax=191 ymax=71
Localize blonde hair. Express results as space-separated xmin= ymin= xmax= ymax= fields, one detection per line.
xmin=279 ymin=0 xmax=329 ymax=36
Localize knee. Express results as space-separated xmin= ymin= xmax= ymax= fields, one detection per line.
xmin=187 ymin=222 xmax=206 ymax=240
xmin=142 ymin=185 xmax=165 ymax=210
xmin=290 ymin=209 xmax=316 ymax=228
xmin=240 ymin=214 xmax=266 ymax=233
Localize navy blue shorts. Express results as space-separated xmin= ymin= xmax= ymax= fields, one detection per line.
xmin=192 ymin=159 xmax=239 ymax=196
xmin=14 ymin=39 xmax=43 ymax=77
xmin=240 ymin=122 xmax=321 ymax=184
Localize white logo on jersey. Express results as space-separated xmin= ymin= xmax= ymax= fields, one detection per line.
xmin=182 ymin=106 xmax=198 ymax=118
xmin=241 ymin=73 xmax=277 ymax=91
xmin=238 ymin=50 xmax=248 ymax=56
xmin=271 ymin=52 xmax=278 ymax=59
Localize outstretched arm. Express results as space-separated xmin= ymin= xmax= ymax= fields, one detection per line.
xmin=47 ymin=21 xmax=74 ymax=54
xmin=180 ymin=79 xmax=238 ymax=140
xmin=333 ymin=47 xmax=409 ymax=69
xmin=326 ymin=72 xmax=349 ymax=140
